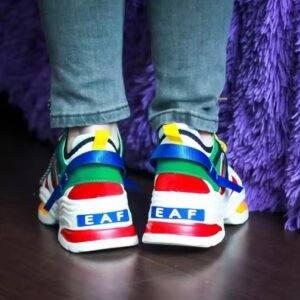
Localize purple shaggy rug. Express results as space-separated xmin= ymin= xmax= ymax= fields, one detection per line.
xmin=1 ymin=0 xmax=300 ymax=231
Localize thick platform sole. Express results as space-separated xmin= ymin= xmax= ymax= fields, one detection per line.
xmin=142 ymin=220 xmax=225 ymax=248
xmin=142 ymin=231 xmax=225 ymax=248
xmin=224 ymin=209 xmax=249 ymax=225
xmin=58 ymin=229 xmax=139 ymax=253
xmin=224 ymin=167 xmax=249 ymax=225
xmin=142 ymin=184 xmax=248 ymax=248
xmin=38 ymin=186 xmax=138 ymax=252
xmin=59 ymin=235 xmax=138 ymax=253
xmin=224 ymin=189 xmax=249 ymax=225
xmin=38 ymin=203 xmax=57 ymax=225
xmin=142 ymin=206 xmax=248 ymax=248
xmin=38 ymin=186 xmax=58 ymax=225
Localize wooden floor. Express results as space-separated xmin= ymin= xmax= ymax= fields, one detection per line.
xmin=1 ymin=99 xmax=300 ymax=300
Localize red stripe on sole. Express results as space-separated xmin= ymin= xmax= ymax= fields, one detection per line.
xmin=68 ymin=182 xmax=123 ymax=200
xmin=145 ymin=221 xmax=222 ymax=237
xmin=155 ymin=174 xmax=209 ymax=193
xmin=60 ymin=225 xmax=137 ymax=243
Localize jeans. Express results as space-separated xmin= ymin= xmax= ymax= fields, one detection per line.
xmin=38 ymin=0 xmax=233 ymax=133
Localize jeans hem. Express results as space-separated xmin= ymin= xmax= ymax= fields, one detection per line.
xmin=50 ymin=105 xmax=131 ymax=128
xmin=149 ymin=110 xmax=218 ymax=133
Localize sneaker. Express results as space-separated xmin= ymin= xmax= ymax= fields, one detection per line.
xmin=38 ymin=127 xmax=138 ymax=253
xmin=142 ymin=123 xmax=249 ymax=247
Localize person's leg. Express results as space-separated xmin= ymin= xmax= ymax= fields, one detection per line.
xmin=38 ymin=0 xmax=129 ymax=129
xmin=148 ymin=0 xmax=233 ymax=135
xmin=37 ymin=0 xmax=138 ymax=253
xmin=143 ymin=0 xmax=249 ymax=247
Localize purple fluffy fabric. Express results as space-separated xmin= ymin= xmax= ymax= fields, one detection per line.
xmin=0 ymin=0 xmax=300 ymax=230
xmin=221 ymin=0 xmax=298 ymax=230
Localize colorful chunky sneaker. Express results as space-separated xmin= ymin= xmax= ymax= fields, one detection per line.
xmin=38 ymin=126 xmax=138 ymax=253
xmin=142 ymin=123 xmax=249 ymax=248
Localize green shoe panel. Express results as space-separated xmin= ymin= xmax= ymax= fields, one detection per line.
xmin=63 ymin=165 xmax=123 ymax=193
xmin=156 ymin=159 xmax=220 ymax=192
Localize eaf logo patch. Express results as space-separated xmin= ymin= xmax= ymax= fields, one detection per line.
xmin=150 ymin=207 xmax=205 ymax=221
xmin=77 ymin=209 xmax=130 ymax=227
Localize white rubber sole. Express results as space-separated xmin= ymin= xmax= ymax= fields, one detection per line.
xmin=141 ymin=210 xmax=248 ymax=248
xmin=142 ymin=180 xmax=249 ymax=248
xmin=38 ymin=186 xmax=58 ymax=225
xmin=38 ymin=208 xmax=57 ymax=225
xmin=38 ymin=186 xmax=139 ymax=253
xmin=58 ymin=233 xmax=139 ymax=253
xmin=142 ymin=230 xmax=225 ymax=248
xmin=224 ymin=210 xmax=249 ymax=225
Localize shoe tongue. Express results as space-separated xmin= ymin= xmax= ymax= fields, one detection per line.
xmin=158 ymin=123 xmax=214 ymax=155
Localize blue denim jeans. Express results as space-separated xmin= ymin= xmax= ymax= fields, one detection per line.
xmin=38 ymin=0 xmax=233 ymax=133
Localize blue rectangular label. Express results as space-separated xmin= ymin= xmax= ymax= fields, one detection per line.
xmin=77 ymin=209 xmax=130 ymax=227
xmin=150 ymin=207 xmax=205 ymax=221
